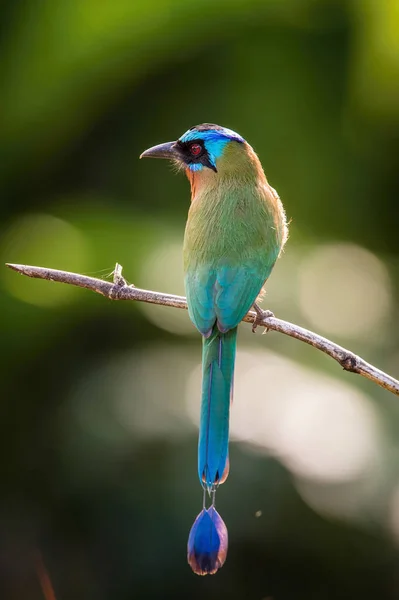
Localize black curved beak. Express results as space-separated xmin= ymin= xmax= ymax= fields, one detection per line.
xmin=140 ymin=141 xmax=179 ymax=160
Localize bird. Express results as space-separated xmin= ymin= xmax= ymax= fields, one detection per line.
xmin=140 ymin=123 xmax=288 ymax=574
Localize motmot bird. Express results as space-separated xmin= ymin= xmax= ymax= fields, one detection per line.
xmin=141 ymin=123 xmax=288 ymax=573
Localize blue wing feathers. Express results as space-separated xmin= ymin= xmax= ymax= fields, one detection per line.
xmin=186 ymin=262 xmax=272 ymax=334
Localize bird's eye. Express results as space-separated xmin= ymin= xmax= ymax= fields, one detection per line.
xmin=189 ymin=143 xmax=202 ymax=157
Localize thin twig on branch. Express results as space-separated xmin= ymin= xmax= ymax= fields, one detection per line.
xmin=5 ymin=262 xmax=399 ymax=397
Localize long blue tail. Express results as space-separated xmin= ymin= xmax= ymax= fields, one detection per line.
xmin=198 ymin=325 xmax=237 ymax=489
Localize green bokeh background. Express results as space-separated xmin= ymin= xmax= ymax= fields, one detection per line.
xmin=1 ymin=1 xmax=399 ymax=598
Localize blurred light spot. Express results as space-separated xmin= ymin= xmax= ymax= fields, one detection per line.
xmin=255 ymin=510 xmax=262 ymax=518
xmin=296 ymin=466 xmax=387 ymax=525
xmin=1 ymin=213 xmax=89 ymax=306
xmin=186 ymin=348 xmax=381 ymax=484
xmin=113 ymin=346 xmax=197 ymax=438
xmin=61 ymin=345 xmax=197 ymax=483
xmin=298 ymin=243 xmax=392 ymax=339
xmin=139 ymin=238 xmax=194 ymax=335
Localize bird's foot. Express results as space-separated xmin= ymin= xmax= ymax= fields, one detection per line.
xmin=252 ymin=303 xmax=274 ymax=334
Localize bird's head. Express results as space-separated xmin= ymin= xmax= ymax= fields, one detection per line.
xmin=140 ymin=123 xmax=255 ymax=179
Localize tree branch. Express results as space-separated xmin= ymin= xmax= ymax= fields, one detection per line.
xmin=6 ymin=262 xmax=399 ymax=397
